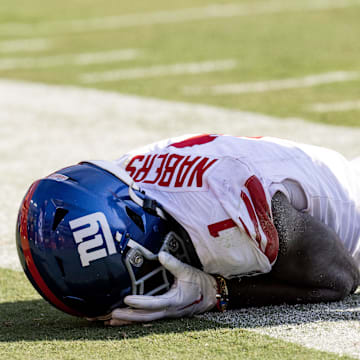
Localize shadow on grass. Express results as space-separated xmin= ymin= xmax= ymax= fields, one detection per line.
xmin=0 ymin=291 xmax=359 ymax=342
xmin=0 ymin=298 xmax=233 ymax=342
xmin=1 ymin=269 xmax=359 ymax=342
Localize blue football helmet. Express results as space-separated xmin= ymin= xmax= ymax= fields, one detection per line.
xmin=16 ymin=161 xmax=199 ymax=318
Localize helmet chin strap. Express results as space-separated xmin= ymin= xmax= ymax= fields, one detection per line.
xmin=84 ymin=160 xmax=167 ymax=220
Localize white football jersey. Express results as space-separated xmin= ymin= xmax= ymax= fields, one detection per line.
xmin=114 ymin=134 xmax=360 ymax=277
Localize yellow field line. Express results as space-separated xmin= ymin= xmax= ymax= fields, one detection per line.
xmin=183 ymin=71 xmax=360 ymax=95
xmin=80 ymin=59 xmax=237 ymax=83
xmin=308 ymin=100 xmax=360 ymax=112
xmin=0 ymin=38 xmax=51 ymax=53
xmin=0 ymin=49 xmax=141 ymax=70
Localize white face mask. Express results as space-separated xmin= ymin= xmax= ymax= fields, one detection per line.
xmin=124 ymin=231 xmax=192 ymax=296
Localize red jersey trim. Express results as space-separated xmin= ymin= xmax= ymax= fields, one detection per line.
xmin=245 ymin=176 xmax=279 ymax=264
xmin=169 ymin=134 xmax=218 ymax=148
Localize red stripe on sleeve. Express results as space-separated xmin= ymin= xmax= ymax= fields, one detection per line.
xmin=245 ymin=176 xmax=279 ymax=264
xmin=241 ymin=191 xmax=262 ymax=249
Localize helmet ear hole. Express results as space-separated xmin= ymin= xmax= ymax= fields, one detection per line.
xmin=52 ymin=208 xmax=69 ymax=231
xmin=126 ymin=206 xmax=145 ymax=232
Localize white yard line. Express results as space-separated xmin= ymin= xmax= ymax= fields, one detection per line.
xmin=0 ymin=49 xmax=141 ymax=70
xmin=0 ymin=38 xmax=52 ymax=53
xmin=1 ymin=79 xmax=359 ymax=358
xmin=1 ymin=0 xmax=360 ymax=36
xmin=183 ymin=71 xmax=360 ymax=95
xmin=200 ymin=297 xmax=360 ymax=359
xmin=308 ymin=100 xmax=360 ymax=112
xmin=80 ymin=59 xmax=237 ymax=83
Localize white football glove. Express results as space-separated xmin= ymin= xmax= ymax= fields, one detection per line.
xmin=107 ymin=251 xmax=218 ymax=326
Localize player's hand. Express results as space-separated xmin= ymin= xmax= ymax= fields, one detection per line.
xmin=107 ymin=251 xmax=218 ymax=326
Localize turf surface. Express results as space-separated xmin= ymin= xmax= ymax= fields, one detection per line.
xmin=0 ymin=0 xmax=359 ymax=126
xmin=0 ymin=269 xmax=353 ymax=360
xmin=1 ymin=0 xmax=360 ymax=359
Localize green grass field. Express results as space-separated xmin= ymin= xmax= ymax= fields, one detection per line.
xmin=1 ymin=269 xmax=353 ymax=360
xmin=1 ymin=0 xmax=360 ymax=126
xmin=1 ymin=0 xmax=360 ymax=359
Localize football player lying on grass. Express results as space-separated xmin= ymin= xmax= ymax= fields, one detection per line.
xmin=17 ymin=134 xmax=360 ymax=326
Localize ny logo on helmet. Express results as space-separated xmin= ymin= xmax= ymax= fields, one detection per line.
xmin=69 ymin=212 xmax=117 ymax=267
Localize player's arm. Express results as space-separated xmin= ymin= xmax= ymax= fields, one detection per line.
xmin=225 ymin=191 xmax=360 ymax=308
xmin=107 ymin=192 xmax=359 ymax=325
